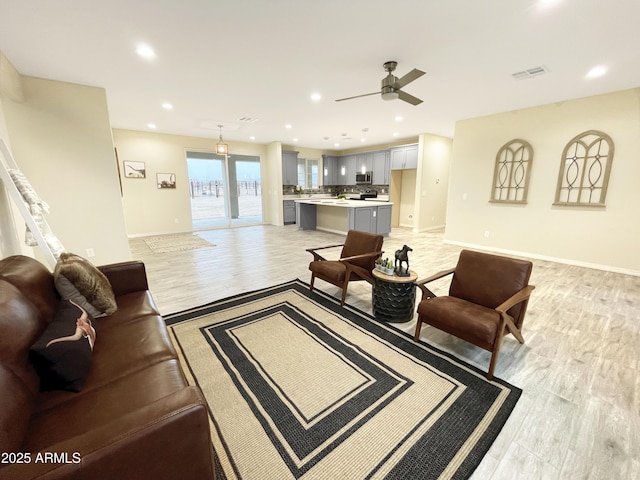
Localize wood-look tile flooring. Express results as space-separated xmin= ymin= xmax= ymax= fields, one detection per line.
xmin=129 ymin=225 xmax=640 ymax=479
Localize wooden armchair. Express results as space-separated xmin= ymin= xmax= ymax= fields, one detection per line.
xmin=413 ymin=249 xmax=535 ymax=379
xmin=307 ymin=230 xmax=384 ymax=305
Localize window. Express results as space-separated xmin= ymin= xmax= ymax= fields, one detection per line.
xmin=553 ymin=130 xmax=614 ymax=207
xmin=490 ymin=139 xmax=533 ymax=204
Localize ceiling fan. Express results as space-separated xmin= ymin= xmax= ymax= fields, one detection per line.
xmin=335 ymin=61 xmax=426 ymax=106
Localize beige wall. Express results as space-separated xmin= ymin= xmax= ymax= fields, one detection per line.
xmin=414 ymin=134 xmax=452 ymax=232
xmin=445 ymin=88 xmax=640 ymax=274
xmin=113 ymin=129 xmax=283 ymax=235
xmin=2 ymin=75 xmax=130 ymax=265
xmin=397 ymin=169 xmax=417 ymax=228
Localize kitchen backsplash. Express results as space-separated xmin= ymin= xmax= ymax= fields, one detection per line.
xmin=282 ymin=184 xmax=390 ymax=196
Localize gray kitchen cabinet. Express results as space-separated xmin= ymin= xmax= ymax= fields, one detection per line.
xmin=348 ymin=206 xmax=375 ymax=232
xmin=372 ymin=150 xmax=389 ymax=184
xmin=375 ymin=205 xmax=392 ymax=235
xmin=282 ymin=150 xmax=299 ymax=185
xmin=283 ymin=200 xmax=296 ymax=224
xmin=390 ymin=144 xmax=419 ymax=170
xmin=338 ymin=155 xmax=357 ymax=185
xmin=322 ymin=155 xmax=338 ymax=185
xmin=355 ymin=153 xmax=373 ymax=176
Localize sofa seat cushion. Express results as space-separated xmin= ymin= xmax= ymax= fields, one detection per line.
xmin=417 ymin=296 xmax=500 ymax=351
xmin=23 ymin=359 xmax=188 ymax=453
xmin=34 ymin=314 xmax=178 ymax=413
xmin=98 ymin=291 xmax=161 ymax=329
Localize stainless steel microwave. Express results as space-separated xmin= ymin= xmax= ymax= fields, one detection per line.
xmin=355 ymin=172 xmax=372 ymax=184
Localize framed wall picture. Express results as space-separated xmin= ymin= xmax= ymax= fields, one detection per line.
xmin=123 ymin=161 xmax=146 ymax=179
xmin=157 ymin=173 xmax=176 ymax=189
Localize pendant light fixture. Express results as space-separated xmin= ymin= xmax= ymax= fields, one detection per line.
xmin=216 ymin=125 xmax=229 ymax=155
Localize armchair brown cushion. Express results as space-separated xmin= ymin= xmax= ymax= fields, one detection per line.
xmin=307 ymin=230 xmax=384 ymax=305
xmin=414 ymin=250 xmax=534 ymax=379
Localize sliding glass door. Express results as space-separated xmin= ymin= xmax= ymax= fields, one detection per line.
xmin=186 ymin=151 xmax=262 ymax=229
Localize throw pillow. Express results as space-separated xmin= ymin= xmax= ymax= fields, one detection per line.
xmin=29 ymin=299 xmax=96 ymax=392
xmin=54 ymin=252 xmax=117 ymax=317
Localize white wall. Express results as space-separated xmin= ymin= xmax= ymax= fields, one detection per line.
xmin=2 ymin=75 xmax=130 ymax=265
xmin=445 ymin=88 xmax=640 ymax=274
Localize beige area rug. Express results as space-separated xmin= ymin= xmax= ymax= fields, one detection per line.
xmin=164 ymin=280 xmax=522 ymax=479
xmin=142 ymin=233 xmax=215 ymax=254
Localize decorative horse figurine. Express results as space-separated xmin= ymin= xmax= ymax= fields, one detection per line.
xmin=394 ymin=245 xmax=413 ymax=276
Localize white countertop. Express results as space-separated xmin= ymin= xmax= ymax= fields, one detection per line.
xmin=294 ymin=198 xmax=393 ymax=207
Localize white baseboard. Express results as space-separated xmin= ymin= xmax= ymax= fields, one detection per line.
xmin=444 ymin=240 xmax=640 ymax=277
xmin=413 ymin=224 xmax=446 ymax=234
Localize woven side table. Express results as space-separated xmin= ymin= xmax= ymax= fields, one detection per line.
xmin=371 ymin=269 xmax=418 ymax=323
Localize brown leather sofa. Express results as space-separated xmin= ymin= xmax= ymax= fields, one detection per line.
xmin=0 ymin=255 xmax=215 ymax=480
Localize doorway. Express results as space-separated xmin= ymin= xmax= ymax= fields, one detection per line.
xmin=186 ymin=151 xmax=262 ymax=229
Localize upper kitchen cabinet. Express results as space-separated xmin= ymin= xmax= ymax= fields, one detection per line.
xmin=282 ymin=150 xmax=299 ymax=185
xmin=338 ymin=155 xmax=356 ymax=185
xmin=390 ymin=144 xmax=418 ymax=170
xmin=322 ymin=154 xmax=338 ymax=185
xmin=355 ymin=152 xmax=373 ymax=175
xmin=372 ymin=150 xmax=390 ymax=184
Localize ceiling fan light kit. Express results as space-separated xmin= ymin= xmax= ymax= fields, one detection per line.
xmin=336 ymin=61 xmax=425 ymax=105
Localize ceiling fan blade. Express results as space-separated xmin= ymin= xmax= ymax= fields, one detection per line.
xmin=397 ymin=90 xmax=423 ymax=106
xmin=335 ymin=91 xmax=379 ymax=102
xmin=393 ymin=68 xmax=426 ymax=89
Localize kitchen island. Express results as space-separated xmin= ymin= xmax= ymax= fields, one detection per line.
xmin=295 ymin=198 xmax=393 ymax=236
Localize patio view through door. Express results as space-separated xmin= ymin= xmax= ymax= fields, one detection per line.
xmin=186 ymin=151 xmax=262 ymax=229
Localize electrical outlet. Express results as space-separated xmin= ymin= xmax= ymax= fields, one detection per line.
xmin=86 ymin=248 xmax=95 ymax=258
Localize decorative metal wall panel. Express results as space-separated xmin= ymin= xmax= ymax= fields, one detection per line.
xmin=554 ymin=130 xmax=614 ymax=207
xmin=490 ymin=139 xmax=533 ymax=204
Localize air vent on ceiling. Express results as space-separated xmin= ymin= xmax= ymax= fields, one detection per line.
xmin=238 ymin=116 xmax=258 ymax=123
xmin=512 ymin=65 xmax=550 ymax=80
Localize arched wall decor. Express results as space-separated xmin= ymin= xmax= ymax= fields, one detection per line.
xmin=490 ymin=139 xmax=533 ymax=204
xmin=554 ymin=130 xmax=614 ymax=207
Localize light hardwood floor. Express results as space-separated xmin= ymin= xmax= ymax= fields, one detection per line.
xmin=129 ymin=225 xmax=639 ymax=479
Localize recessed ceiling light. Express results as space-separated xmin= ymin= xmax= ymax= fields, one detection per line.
xmin=360 ymin=138 xmax=366 ymax=142
xmin=310 ymin=92 xmax=322 ymax=102
xmin=395 ymin=116 xmax=403 ymax=122
xmin=334 ymin=143 xmax=340 ymax=147
xmin=249 ymin=136 xmax=256 ymax=141
xmin=285 ymin=124 xmax=292 ymax=129
xmin=136 ymin=45 xmax=156 ymax=59
xmin=161 ymin=102 xmax=173 ymax=110
xmin=586 ymin=65 xmax=607 ymax=78
xmin=147 ymin=123 xmax=157 ymax=129
xmin=293 ymin=138 xmax=299 ymax=142
xmin=392 ymin=132 xmax=399 ymax=137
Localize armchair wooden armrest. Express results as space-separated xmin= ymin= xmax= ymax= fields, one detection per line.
xmin=495 ymin=285 xmax=536 ymax=314
xmin=306 ymin=243 xmax=345 ymax=262
xmin=414 ymin=267 xmax=456 ymax=300
xmin=340 ymin=250 xmax=384 ymax=284
xmin=339 ymin=250 xmax=384 ymax=264
xmin=495 ymin=285 xmax=535 ymax=343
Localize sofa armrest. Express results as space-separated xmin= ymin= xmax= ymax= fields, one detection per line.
xmin=3 ymin=386 xmax=215 ymax=480
xmin=98 ymin=261 xmax=149 ymax=297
